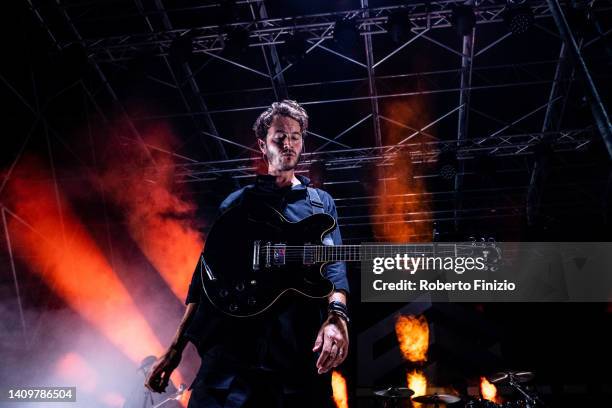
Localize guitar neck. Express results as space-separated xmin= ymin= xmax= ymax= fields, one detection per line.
xmin=313 ymin=243 xmax=464 ymax=263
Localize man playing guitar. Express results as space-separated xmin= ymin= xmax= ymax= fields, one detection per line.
xmin=145 ymin=100 xmax=350 ymax=407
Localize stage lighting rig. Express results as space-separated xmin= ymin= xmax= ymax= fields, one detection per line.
xmin=333 ymin=19 xmax=361 ymax=56
xmin=282 ymin=33 xmax=309 ymax=64
xmin=386 ymin=10 xmax=412 ymax=44
xmin=503 ymin=2 xmax=534 ymax=35
xmin=451 ymin=4 xmax=476 ymax=36
xmin=438 ymin=150 xmax=459 ymax=180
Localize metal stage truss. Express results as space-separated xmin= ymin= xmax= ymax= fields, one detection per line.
xmin=16 ymin=0 xmax=612 ymax=234
xmin=44 ymin=1 xmax=601 ymax=61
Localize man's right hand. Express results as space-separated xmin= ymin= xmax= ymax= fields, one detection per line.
xmin=145 ymin=348 xmax=182 ymax=393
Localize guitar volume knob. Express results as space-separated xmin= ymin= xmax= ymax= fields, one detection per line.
xmin=236 ymin=282 xmax=245 ymax=292
xmin=229 ymin=304 xmax=239 ymax=312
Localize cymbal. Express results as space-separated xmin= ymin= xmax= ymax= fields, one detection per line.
xmin=488 ymin=371 xmax=535 ymax=384
xmin=412 ymin=394 xmax=461 ymax=404
xmin=373 ymin=386 xmax=415 ymax=399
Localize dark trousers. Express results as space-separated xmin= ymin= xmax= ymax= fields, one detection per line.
xmin=187 ymin=368 xmax=335 ymax=408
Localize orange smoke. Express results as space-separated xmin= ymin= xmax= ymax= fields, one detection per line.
xmin=97 ymin=120 xmax=203 ymax=300
xmin=395 ymin=315 xmax=429 ymax=363
xmin=331 ymin=370 xmax=349 ymax=408
xmin=480 ymin=377 xmax=500 ymax=403
xmin=383 ymin=98 xmax=432 ymax=146
xmin=373 ymin=99 xmax=433 ymax=242
xmin=408 ymin=370 xmax=427 ymax=407
xmin=5 ymin=161 xmax=164 ymax=365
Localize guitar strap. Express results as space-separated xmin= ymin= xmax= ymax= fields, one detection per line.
xmin=306 ymin=187 xmax=325 ymax=214
xmin=307 ymin=187 xmax=335 ymax=246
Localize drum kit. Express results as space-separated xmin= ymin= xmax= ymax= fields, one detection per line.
xmin=372 ymin=371 xmax=542 ymax=408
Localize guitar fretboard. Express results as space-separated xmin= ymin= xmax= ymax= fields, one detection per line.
xmin=276 ymin=243 xmax=474 ymax=263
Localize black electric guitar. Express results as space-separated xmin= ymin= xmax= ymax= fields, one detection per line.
xmin=200 ymin=202 xmax=500 ymax=317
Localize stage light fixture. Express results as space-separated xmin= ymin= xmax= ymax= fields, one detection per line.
xmin=503 ymin=4 xmax=534 ymax=35
xmin=451 ymin=5 xmax=476 ymax=36
xmin=386 ymin=10 xmax=412 ymax=44
xmin=437 ymin=150 xmax=458 ymax=180
xmin=282 ymin=33 xmax=309 ymax=64
xmin=333 ymin=19 xmax=361 ymax=55
xmin=439 ymin=163 xmax=457 ymax=180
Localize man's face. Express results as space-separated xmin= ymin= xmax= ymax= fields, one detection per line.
xmin=258 ymin=115 xmax=304 ymax=172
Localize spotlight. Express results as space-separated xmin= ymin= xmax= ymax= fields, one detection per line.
xmin=437 ymin=150 xmax=458 ymax=180
xmin=439 ymin=163 xmax=457 ymax=180
xmin=503 ymin=4 xmax=534 ymax=35
xmin=386 ymin=10 xmax=412 ymax=44
xmin=282 ymin=33 xmax=309 ymax=64
xmin=451 ymin=5 xmax=476 ymax=36
xmin=333 ymin=19 xmax=361 ymax=56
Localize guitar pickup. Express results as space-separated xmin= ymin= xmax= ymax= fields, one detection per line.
xmin=271 ymin=244 xmax=286 ymax=266
xmin=259 ymin=243 xmax=287 ymax=268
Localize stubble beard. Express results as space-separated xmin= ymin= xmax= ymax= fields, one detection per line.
xmin=268 ymin=150 xmax=301 ymax=172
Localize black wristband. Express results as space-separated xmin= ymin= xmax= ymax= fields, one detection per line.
xmin=329 ymin=309 xmax=350 ymax=324
xmin=328 ymin=301 xmax=350 ymax=324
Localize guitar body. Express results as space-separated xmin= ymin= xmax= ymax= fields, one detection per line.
xmin=201 ymin=203 xmax=336 ymax=317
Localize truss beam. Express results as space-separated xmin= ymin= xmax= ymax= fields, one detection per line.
xmin=64 ymin=1 xmax=569 ymax=62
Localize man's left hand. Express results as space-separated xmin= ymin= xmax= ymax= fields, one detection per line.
xmin=312 ymin=314 xmax=349 ymax=374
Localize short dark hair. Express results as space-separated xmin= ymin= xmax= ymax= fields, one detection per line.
xmin=253 ymin=100 xmax=309 ymax=140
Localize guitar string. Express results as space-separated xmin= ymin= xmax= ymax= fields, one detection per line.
xmin=253 ymin=245 xmax=495 ymax=261
xmin=264 ymin=249 xmax=489 ymax=261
